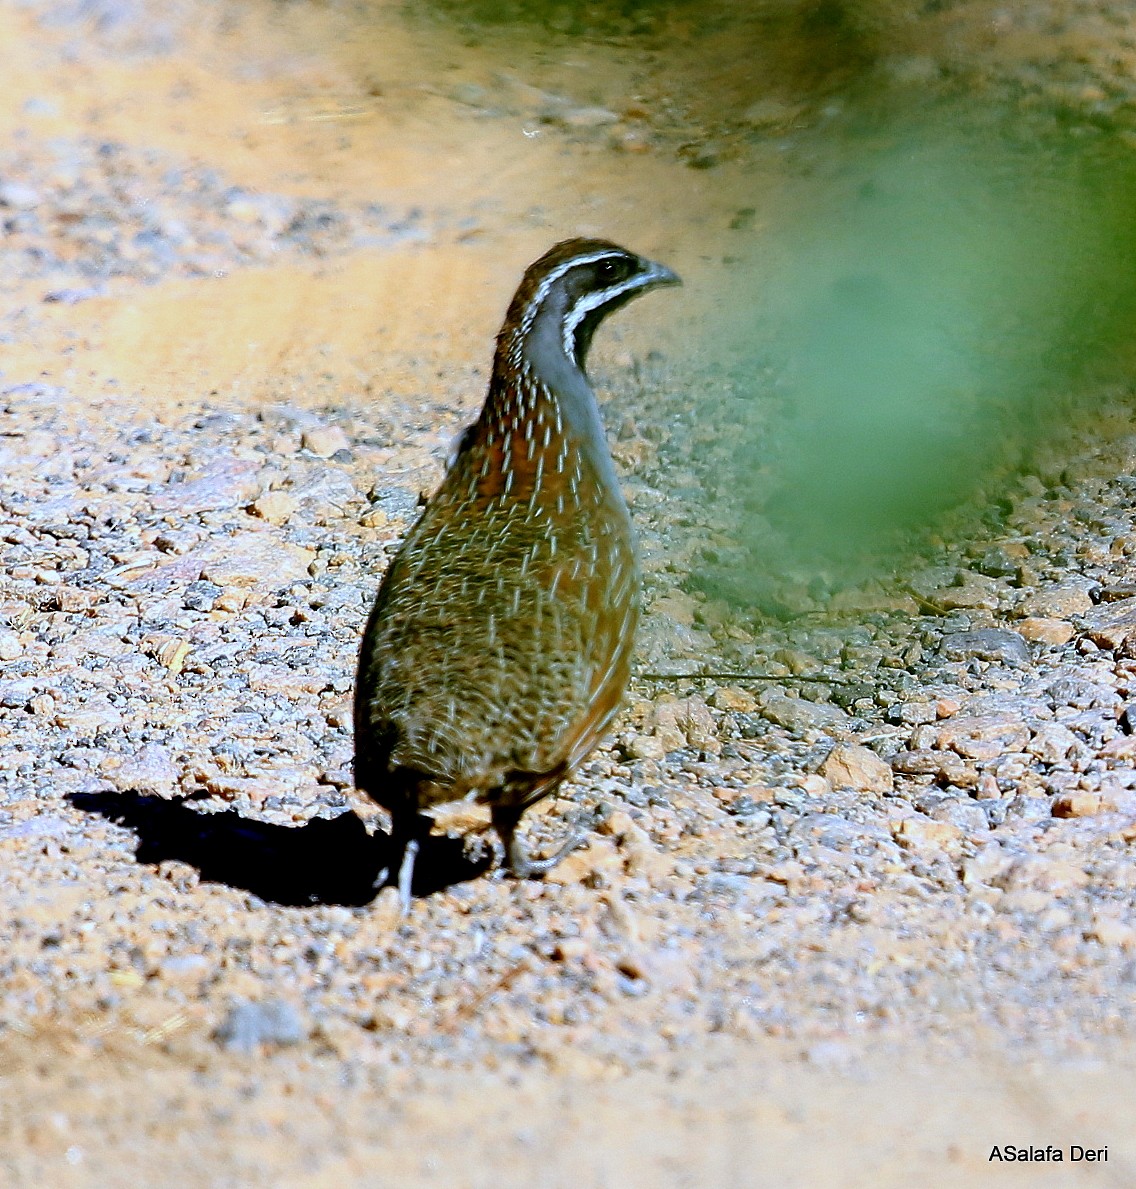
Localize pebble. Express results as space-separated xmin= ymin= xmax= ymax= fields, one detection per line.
xmin=758 ymin=689 xmax=852 ymax=735
xmin=0 ymin=181 xmax=40 ymax=208
xmin=1000 ymin=856 xmax=1090 ymax=894
xmin=301 ymin=425 xmax=351 ymax=459
xmin=940 ymin=628 xmax=1031 ymax=668
xmin=1017 ymin=579 xmax=1097 ymax=618
xmin=197 ymin=534 xmax=315 ymax=587
xmin=152 ymin=457 xmax=261 ymax=515
xmin=1051 ymin=791 xmax=1102 ymax=817
xmin=741 ymin=98 xmax=803 ymax=128
xmin=893 ymin=818 xmax=963 ymax=852
xmin=1088 ymin=914 xmax=1136 ymax=948
xmin=101 ymin=743 xmax=179 ymax=796
xmin=558 ymin=106 xmax=620 ymax=128
xmin=650 ymin=696 xmax=719 ymax=755
xmin=891 ymin=749 xmax=979 ymax=788
xmin=820 ymin=742 xmax=893 ymax=792
xmin=935 ymin=715 xmax=1031 ymax=761
xmin=250 ymin=491 xmax=298 ymax=524
xmin=214 ymin=998 xmax=308 ymax=1052
xmin=1017 ymin=617 xmax=1075 ymax=645
xmin=1026 ymin=722 xmax=1078 ymax=763
xmin=1079 ymin=597 xmax=1136 ymax=650
xmin=711 ymin=686 xmax=757 ymax=713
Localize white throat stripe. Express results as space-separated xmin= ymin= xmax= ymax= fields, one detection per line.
xmin=560 ymin=279 xmax=646 ymax=358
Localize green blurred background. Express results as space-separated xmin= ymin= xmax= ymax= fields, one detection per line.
xmin=726 ymin=108 xmax=1136 ymax=577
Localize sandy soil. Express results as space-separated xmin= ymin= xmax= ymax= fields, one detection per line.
xmin=3 ymin=2 xmax=1136 ymax=1185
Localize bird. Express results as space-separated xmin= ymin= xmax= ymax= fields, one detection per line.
xmin=354 ymin=238 xmax=680 ymax=911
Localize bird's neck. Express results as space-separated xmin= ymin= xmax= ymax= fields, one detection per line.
xmin=492 ymin=308 xmax=605 ymax=449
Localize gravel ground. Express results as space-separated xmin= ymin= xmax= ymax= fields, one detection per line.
xmin=3 ymin=2 xmax=1136 ymax=1186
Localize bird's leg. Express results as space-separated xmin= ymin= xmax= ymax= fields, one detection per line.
xmin=396 ymin=838 xmax=419 ymax=916
xmin=380 ymin=802 xmax=426 ymax=915
xmin=492 ymin=803 xmax=588 ymax=879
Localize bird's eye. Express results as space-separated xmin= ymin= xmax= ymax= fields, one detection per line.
xmin=597 ymin=259 xmax=617 ymax=281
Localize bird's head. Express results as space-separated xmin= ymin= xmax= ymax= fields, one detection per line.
xmin=501 ymin=238 xmax=681 ymax=373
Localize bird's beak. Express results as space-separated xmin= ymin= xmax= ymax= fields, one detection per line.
xmin=641 ymin=260 xmax=682 ymax=289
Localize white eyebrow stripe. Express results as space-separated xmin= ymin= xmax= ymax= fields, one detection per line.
xmin=520 ymin=249 xmax=624 ymax=334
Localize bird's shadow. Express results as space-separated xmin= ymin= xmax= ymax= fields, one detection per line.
xmin=66 ymin=790 xmax=490 ymax=907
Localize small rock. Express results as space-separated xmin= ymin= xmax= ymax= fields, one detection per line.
xmin=182 ymin=580 xmax=222 ymax=612
xmin=962 ymin=844 xmax=1014 ymax=887
xmin=820 ymin=743 xmax=893 ymax=793
xmin=1089 ymin=914 xmax=1136 ymax=949
xmin=0 ymin=630 xmax=22 ymax=660
xmin=923 ymin=572 xmax=1003 ymax=611
xmin=1098 ymin=583 xmax=1136 ymax=603
xmin=649 ymin=697 xmax=719 ymax=754
xmin=648 ymin=590 xmax=699 ymax=627
xmin=543 ymin=839 xmax=622 ymax=886
xmin=156 ymin=637 xmax=192 ymax=674
xmin=711 ymin=686 xmax=757 ymax=713
xmin=882 ymin=55 xmax=940 ymax=85
xmin=975 ymin=544 xmax=1021 ymax=578
xmin=940 ymin=628 xmax=1031 ymax=668
xmin=214 ymin=999 xmax=307 ymax=1052
xmin=800 ymin=774 xmax=831 ymax=796
xmin=1017 ymin=617 xmax=1075 ymax=646
xmin=55 ymin=702 xmax=123 ymax=734
xmin=153 ymin=457 xmax=260 ymax=515
xmin=198 ymin=534 xmax=316 ymax=588
xmin=997 ymin=889 xmax=1050 ymax=915
xmin=247 ymin=663 xmax=328 ymax=697
xmin=1017 ymin=579 xmax=1096 ymax=618
xmin=805 ymin=1040 xmax=855 ymax=1071
xmin=49 ymin=629 xmax=132 ymax=663
xmin=101 ymin=744 xmax=180 ymax=797
xmin=323 ymin=697 xmax=353 ymax=729
xmin=1051 ymin=791 xmax=1102 ymax=818
xmin=894 ymin=818 xmax=963 ymax=851
xmin=935 ymin=714 xmax=1031 ymax=761
xmin=930 ymin=798 xmax=990 ymax=830
xmin=0 ymin=679 xmax=34 ymax=708
xmin=975 ymin=774 xmax=1002 ymax=801
xmin=250 ymin=491 xmax=298 ymax=524
xmin=621 ymin=731 xmax=666 ymax=761
xmin=1000 ymin=856 xmax=1089 ymax=894
xmin=1079 ymin=597 xmax=1136 ymax=651
xmin=0 ymin=181 xmax=40 ymax=209
xmin=634 ymin=613 xmax=716 ymax=672
xmin=758 ymin=690 xmax=851 ymax=735
xmin=158 ymin=954 xmax=210 ymax=983
xmin=893 ymin=700 xmax=937 ymax=726
xmin=1004 ymin=793 xmax=1053 ymax=822
xmin=773 ymin=648 xmax=822 ymax=677
xmin=558 ymin=105 xmax=620 ymax=128
xmin=1027 ymin=722 xmax=1078 ymax=763
xmin=301 ymin=425 xmax=351 ymax=458
xmin=741 ymin=98 xmax=802 ymax=128
xmin=891 ymin=749 xmax=979 ymax=788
